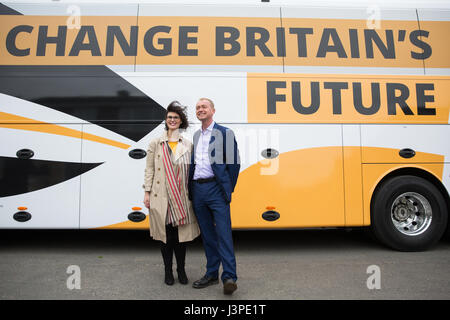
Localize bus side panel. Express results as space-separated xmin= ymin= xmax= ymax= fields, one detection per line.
xmin=0 ymin=124 xmax=82 ymax=228
xmin=79 ymin=123 xmax=162 ymax=229
xmin=230 ymin=124 xmax=345 ymax=229
xmin=342 ymin=125 xmax=364 ymax=226
xmin=361 ymin=125 xmax=450 ymax=163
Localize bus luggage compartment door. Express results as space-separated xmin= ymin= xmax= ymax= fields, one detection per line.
xmin=0 ymin=125 xmax=82 ymax=228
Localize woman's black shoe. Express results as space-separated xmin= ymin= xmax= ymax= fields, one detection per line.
xmin=165 ymin=270 xmax=175 ymax=286
xmin=177 ymin=268 xmax=188 ymax=285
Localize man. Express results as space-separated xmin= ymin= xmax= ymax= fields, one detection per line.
xmin=188 ymin=97 xmax=240 ymax=295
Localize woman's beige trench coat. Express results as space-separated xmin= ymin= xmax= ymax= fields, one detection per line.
xmin=142 ymin=130 xmax=200 ymax=243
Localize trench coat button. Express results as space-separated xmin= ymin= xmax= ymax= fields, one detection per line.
xmin=154 ymin=194 xmax=157 ymax=197
xmin=157 ymin=181 xmax=160 ymax=184
xmin=158 ymin=168 xmax=160 ymax=171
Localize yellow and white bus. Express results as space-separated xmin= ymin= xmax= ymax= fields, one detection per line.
xmin=0 ymin=0 xmax=449 ymax=251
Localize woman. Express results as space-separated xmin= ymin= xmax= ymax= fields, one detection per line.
xmin=143 ymin=101 xmax=200 ymax=285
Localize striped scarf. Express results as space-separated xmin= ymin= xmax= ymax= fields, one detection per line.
xmin=161 ymin=141 xmax=191 ymax=227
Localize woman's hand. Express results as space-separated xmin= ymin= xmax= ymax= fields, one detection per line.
xmin=144 ymin=192 xmax=150 ymax=209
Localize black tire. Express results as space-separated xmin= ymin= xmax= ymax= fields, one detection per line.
xmin=371 ymin=175 xmax=448 ymax=251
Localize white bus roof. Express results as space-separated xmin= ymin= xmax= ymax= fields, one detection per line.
xmin=3 ymin=0 xmax=450 ymax=10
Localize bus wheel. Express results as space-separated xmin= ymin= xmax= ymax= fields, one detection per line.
xmin=371 ymin=175 xmax=448 ymax=251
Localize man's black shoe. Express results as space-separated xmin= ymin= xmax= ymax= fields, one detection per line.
xmin=223 ymin=278 xmax=237 ymax=295
xmin=192 ymin=275 xmax=219 ymax=289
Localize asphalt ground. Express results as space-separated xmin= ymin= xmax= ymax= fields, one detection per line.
xmin=0 ymin=228 xmax=449 ymax=300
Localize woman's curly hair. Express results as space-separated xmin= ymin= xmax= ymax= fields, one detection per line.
xmin=165 ymin=101 xmax=189 ymax=130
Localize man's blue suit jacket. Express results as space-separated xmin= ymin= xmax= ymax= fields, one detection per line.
xmin=188 ymin=123 xmax=240 ymax=203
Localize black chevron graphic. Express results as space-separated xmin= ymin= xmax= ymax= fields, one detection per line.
xmin=0 ymin=3 xmax=22 ymax=15
xmin=0 ymin=156 xmax=103 ymax=197
xmin=0 ymin=65 xmax=166 ymax=142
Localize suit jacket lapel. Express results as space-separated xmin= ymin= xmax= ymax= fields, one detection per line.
xmin=193 ymin=129 xmax=201 ymax=149
xmin=208 ymin=123 xmax=216 ymax=161
xmin=209 ymin=123 xmax=225 ymax=164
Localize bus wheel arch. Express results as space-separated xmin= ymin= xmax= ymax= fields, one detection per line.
xmin=370 ymin=168 xmax=449 ymax=251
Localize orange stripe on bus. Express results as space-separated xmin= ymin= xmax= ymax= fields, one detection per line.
xmin=0 ymin=111 xmax=130 ymax=149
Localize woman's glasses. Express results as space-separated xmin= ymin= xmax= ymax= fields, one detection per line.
xmin=166 ymin=116 xmax=180 ymax=120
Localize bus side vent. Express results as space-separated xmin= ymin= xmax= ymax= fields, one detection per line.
xmin=129 ymin=149 xmax=147 ymax=159
xmin=16 ymin=149 xmax=34 ymax=160
xmin=262 ymin=210 xmax=280 ymax=221
xmin=13 ymin=211 xmax=32 ymax=222
xmin=128 ymin=211 xmax=146 ymax=222
xmin=399 ymin=148 xmax=416 ymax=159
xmin=261 ymin=148 xmax=279 ymax=159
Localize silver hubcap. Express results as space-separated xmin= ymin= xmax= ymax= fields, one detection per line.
xmin=391 ymin=192 xmax=432 ymax=236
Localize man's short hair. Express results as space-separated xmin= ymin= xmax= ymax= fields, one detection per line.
xmin=199 ymin=97 xmax=215 ymax=109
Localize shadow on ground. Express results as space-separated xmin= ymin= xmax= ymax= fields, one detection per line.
xmin=0 ymin=227 xmax=432 ymax=253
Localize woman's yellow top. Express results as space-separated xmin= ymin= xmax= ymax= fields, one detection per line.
xmin=168 ymin=141 xmax=178 ymax=154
